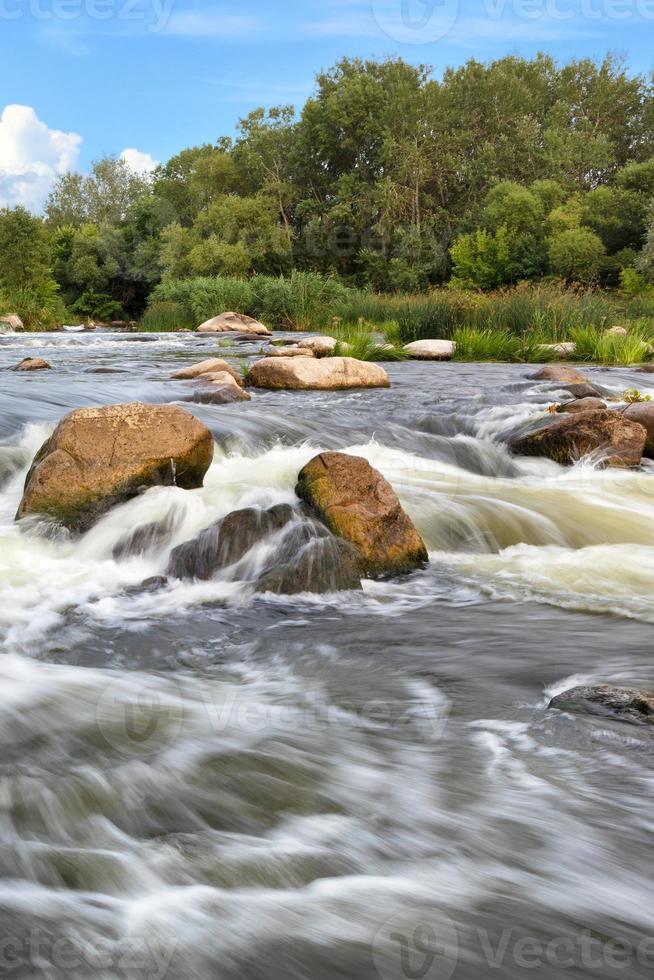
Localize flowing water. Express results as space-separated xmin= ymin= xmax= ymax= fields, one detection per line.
xmin=1 ymin=331 xmax=653 ymax=980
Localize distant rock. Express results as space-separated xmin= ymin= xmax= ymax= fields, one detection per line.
xmin=17 ymin=403 xmax=213 ymax=532
xmin=248 ymin=356 xmax=389 ymax=391
xmin=510 ymin=409 xmax=646 ymax=467
xmin=296 ymin=451 xmax=428 ymax=577
xmin=298 ymin=336 xmax=341 ymax=357
xmin=536 ymin=342 xmax=576 ymax=359
xmin=557 ymin=397 xmax=607 ymax=414
xmin=531 ymin=364 xmax=588 ymax=384
xmin=549 ymin=684 xmax=654 ymax=726
xmin=172 ymin=357 xmax=242 ymax=384
xmin=196 ymin=312 xmax=270 ymax=336
xmin=606 ymin=325 xmax=628 ymax=336
xmin=403 ymin=339 xmax=455 ymax=361
xmin=0 ymin=314 xmax=23 ymax=332
xmin=13 ymin=357 xmax=50 ymax=372
xmin=623 ymin=403 xmax=654 ymax=458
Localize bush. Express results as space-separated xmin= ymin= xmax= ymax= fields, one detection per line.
xmin=140 ymin=300 xmax=194 ymax=331
xmin=70 ymin=292 xmax=125 ymax=322
xmin=548 ymin=228 xmax=606 ymax=284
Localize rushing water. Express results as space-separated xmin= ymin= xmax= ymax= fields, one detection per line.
xmin=1 ymin=331 xmax=653 ymax=980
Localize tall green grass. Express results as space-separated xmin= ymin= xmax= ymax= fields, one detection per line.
xmin=140 ymin=300 xmax=194 ymax=331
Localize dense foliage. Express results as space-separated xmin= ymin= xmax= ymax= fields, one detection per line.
xmin=2 ymin=53 xmax=654 ymax=327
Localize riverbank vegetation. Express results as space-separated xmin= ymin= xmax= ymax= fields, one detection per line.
xmin=1 ymin=52 xmax=654 ymax=347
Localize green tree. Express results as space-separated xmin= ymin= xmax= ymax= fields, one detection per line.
xmin=548 ymin=227 xmax=606 ymax=282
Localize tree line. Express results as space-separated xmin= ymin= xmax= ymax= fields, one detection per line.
xmin=2 ymin=52 xmax=654 ymax=326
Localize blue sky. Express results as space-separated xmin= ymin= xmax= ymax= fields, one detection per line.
xmin=0 ymin=0 xmax=653 ymax=209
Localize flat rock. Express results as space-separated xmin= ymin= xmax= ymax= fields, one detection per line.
xmin=403 ymin=339 xmax=455 ymax=361
xmin=557 ymin=397 xmax=607 ymax=414
xmin=196 ymin=312 xmax=270 ymax=335
xmin=17 ymin=403 xmax=213 ymax=532
xmin=1 ymin=314 xmax=23 ymax=332
xmin=549 ymin=684 xmax=654 ymax=726
xmin=623 ymin=403 xmax=654 ymax=458
xmin=172 ymin=358 xmax=242 ymax=383
xmin=510 ymin=409 xmax=646 ymax=467
xmin=13 ymin=358 xmax=50 ymax=371
xmin=606 ymin=326 xmax=628 ymax=336
xmin=248 ymin=356 xmax=389 ymax=391
xmin=296 ymin=451 xmax=427 ymax=577
xmin=536 ymin=342 xmax=576 ymax=359
xmin=531 ymin=364 xmax=588 ymax=384
xmin=265 ymin=345 xmax=314 ymax=358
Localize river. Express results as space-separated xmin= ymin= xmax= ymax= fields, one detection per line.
xmin=0 ymin=330 xmax=652 ymax=980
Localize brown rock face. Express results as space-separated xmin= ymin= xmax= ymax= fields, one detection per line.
xmin=510 ymin=410 xmax=646 ymax=467
xmin=623 ymin=403 xmax=654 ymax=458
xmin=265 ymin=345 xmax=314 ymax=357
xmin=17 ymin=402 xmax=213 ymax=531
xmin=557 ymin=397 xmax=607 ymax=414
xmin=1 ymin=314 xmax=24 ymax=331
xmin=13 ymin=358 xmax=50 ymax=371
xmin=531 ymin=365 xmax=589 ymax=384
xmin=196 ymin=312 xmax=270 ymax=335
xmin=296 ymin=451 xmax=427 ymax=576
xmin=249 ymin=356 xmax=389 ymax=391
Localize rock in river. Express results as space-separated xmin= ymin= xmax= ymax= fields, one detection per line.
xmin=549 ymin=684 xmax=654 ymax=726
xmin=403 ymin=339 xmax=455 ymax=361
xmin=17 ymin=402 xmax=213 ymax=532
xmin=13 ymin=357 xmax=50 ymax=371
xmin=248 ymin=356 xmax=389 ymax=391
xmin=296 ymin=451 xmax=428 ymax=576
xmin=530 ymin=364 xmax=589 ymax=385
xmin=556 ymin=397 xmax=607 ymax=414
xmin=510 ymin=410 xmax=646 ymax=467
xmin=196 ymin=312 xmax=270 ymax=336
xmin=172 ymin=357 xmax=242 ymax=384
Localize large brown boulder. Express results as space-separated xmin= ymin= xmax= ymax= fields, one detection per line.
xmin=296 ymin=452 xmax=427 ymax=576
xmin=196 ymin=312 xmax=270 ymax=335
xmin=549 ymin=685 xmax=654 ymax=726
xmin=17 ymin=403 xmax=213 ymax=532
xmin=1 ymin=314 xmax=23 ymax=332
xmin=265 ymin=345 xmax=314 ymax=358
xmin=249 ymin=356 xmax=389 ymax=391
xmin=298 ymin=336 xmax=341 ymax=357
xmin=531 ymin=364 xmax=588 ymax=384
xmin=623 ymin=403 xmax=654 ymax=458
xmin=510 ymin=410 xmax=646 ymax=467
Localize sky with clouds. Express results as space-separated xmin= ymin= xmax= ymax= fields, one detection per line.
xmin=1 ymin=0 xmax=652 ymax=211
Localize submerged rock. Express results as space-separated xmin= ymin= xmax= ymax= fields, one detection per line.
xmin=256 ymin=521 xmax=363 ymax=594
xmin=248 ymin=356 xmax=389 ymax=391
xmin=557 ymin=397 xmax=607 ymax=414
xmin=403 ymin=339 xmax=455 ymax=361
xmin=13 ymin=357 xmax=50 ymax=372
xmin=167 ymin=504 xmax=295 ymax=580
xmin=113 ymin=511 xmax=181 ymax=560
xmin=296 ymin=451 xmax=428 ymax=577
xmin=17 ymin=402 xmax=213 ymax=532
xmin=531 ymin=364 xmax=588 ymax=384
xmin=172 ymin=358 xmax=242 ymax=383
xmin=196 ymin=312 xmax=270 ymax=336
xmin=510 ymin=410 xmax=646 ymax=467
xmin=563 ymin=382 xmax=602 ymax=399
xmin=623 ymin=403 xmax=654 ymax=458
xmin=549 ymin=684 xmax=654 ymax=726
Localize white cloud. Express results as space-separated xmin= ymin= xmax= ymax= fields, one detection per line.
xmin=0 ymin=105 xmax=82 ymax=212
xmin=120 ymin=148 xmax=160 ymax=176
xmin=161 ymin=11 xmax=261 ymax=37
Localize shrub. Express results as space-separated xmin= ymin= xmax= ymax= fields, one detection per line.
xmin=140 ymin=300 xmax=194 ymax=331
xmin=548 ymin=228 xmax=606 ymax=284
